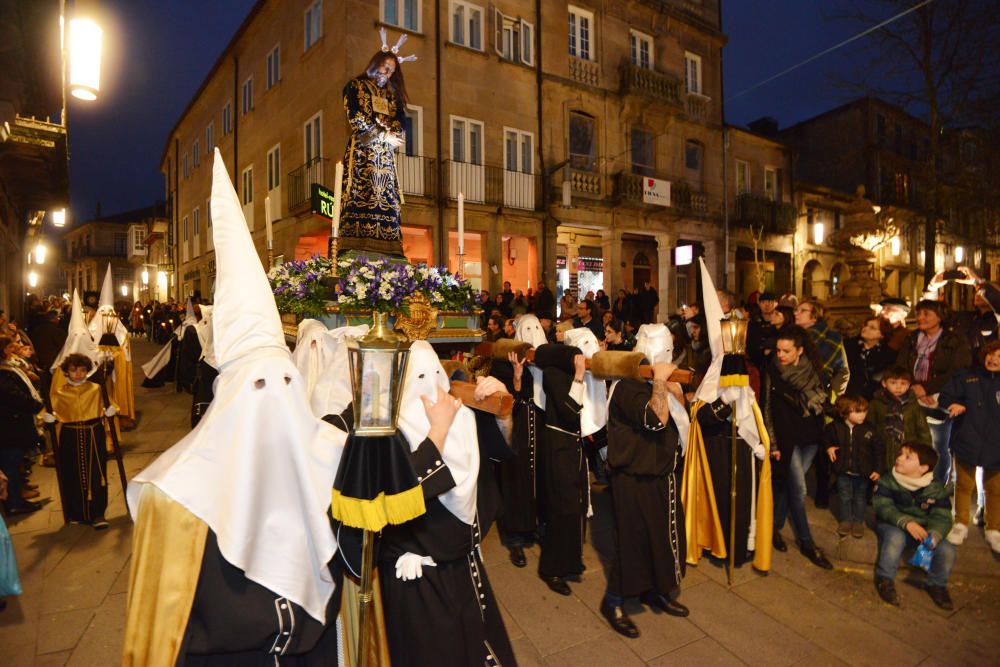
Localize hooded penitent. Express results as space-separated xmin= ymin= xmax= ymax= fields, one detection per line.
xmin=629 ymin=323 xmax=691 ymax=450
xmin=514 ymin=314 xmax=547 ymax=410
xmin=397 ymin=340 xmax=480 ymax=525
xmin=52 ymin=290 xmax=101 ymax=375
xmin=88 ymin=264 xmax=130 ymax=352
xmin=292 ymin=319 xmax=333 ymax=401
xmin=194 ymin=305 xmax=216 ymax=369
xmin=127 ymin=149 xmax=346 ymax=623
xmin=563 ymin=327 xmax=608 ymax=437
xmin=308 ymin=324 xmax=370 ymax=419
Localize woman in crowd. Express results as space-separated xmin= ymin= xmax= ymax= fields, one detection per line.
xmin=604 ymin=318 xmax=635 ymax=351
xmin=845 ymin=316 xmax=896 ymax=400
xmin=559 ymin=289 xmax=577 ymax=322
xmin=0 ymin=335 xmax=44 ymax=516
xmin=762 ymin=325 xmax=833 ymax=570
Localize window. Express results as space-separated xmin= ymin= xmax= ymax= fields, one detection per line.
xmin=182 ymin=216 xmax=189 ymax=242
xmin=685 ymin=140 xmax=702 ymax=172
xmin=450 ymin=115 xmax=484 ymax=164
xmin=629 ymin=29 xmax=652 ymax=70
xmin=206 ymin=122 xmax=214 ymax=153
xmin=568 ymin=5 xmax=594 ymax=60
xmin=304 ymin=1 xmax=322 ymax=51
xmin=192 ymin=139 xmax=200 ymax=166
xmin=267 ymin=144 xmax=281 ymax=190
xmin=242 ymin=166 xmax=254 ymax=206
xmin=242 ymin=76 xmax=254 ymax=115
xmin=206 ymin=199 xmax=212 ymax=228
xmin=735 ymin=160 xmax=750 ymax=194
xmin=131 ymin=226 xmax=146 ymax=253
xmin=895 ymin=171 xmax=910 ymax=205
xmin=222 ymin=102 xmax=232 ymax=135
xmin=504 ymin=128 xmax=534 ymax=174
xmin=114 ymin=232 xmax=127 ymax=256
xmin=400 ymin=105 xmax=423 ymax=157
xmin=494 ymin=10 xmax=533 ymax=65
xmin=304 ymin=112 xmax=322 ymax=163
xmin=568 ymin=111 xmax=596 ymax=171
xmin=182 ymin=153 xmax=190 ymax=179
xmin=193 ymin=207 xmax=200 ymax=236
xmin=764 ymin=167 xmax=776 ymax=200
xmin=266 ymin=44 xmax=281 ymax=90
xmin=630 ymin=128 xmax=655 ymax=176
xmin=382 ymin=0 xmax=420 ymax=32
xmin=685 ymin=52 xmax=702 ymax=95
xmin=450 ymin=1 xmax=483 ymax=50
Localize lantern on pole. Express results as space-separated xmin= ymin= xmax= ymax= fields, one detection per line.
xmin=719 ymin=312 xmax=749 ymax=586
xmin=69 ymin=17 xmax=103 ymax=101
xmin=346 ymin=314 xmax=411 ymax=436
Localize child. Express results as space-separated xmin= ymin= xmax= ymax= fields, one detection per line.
xmin=866 ymin=367 xmax=932 ymax=472
xmin=873 ymin=443 xmax=955 ymax=609
xmin=46 ymin=353 xmax=118 ymax=529
xmin=939 ymin=341 xmax=1000 ymax=552
xmin=825 ymin=395 xmax=883 ymax=537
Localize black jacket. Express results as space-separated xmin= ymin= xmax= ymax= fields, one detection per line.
xmin=844 ymin=337 xmax=896 ymax=400
xmin=822 ymin=420 xmax=883 ymax=477
xmin=939 ymin=367 xmax=1000 ymax=470
xmin=0 ymin=367 xmax=44 ymax=450
xmin=895 ymin=328 xmax=972 ymax=395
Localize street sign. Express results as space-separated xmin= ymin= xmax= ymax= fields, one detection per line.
xmin=642 ymin=177 xmax=671 ymax=207
xmin=311 ymin=183 xmax=336 ymax=220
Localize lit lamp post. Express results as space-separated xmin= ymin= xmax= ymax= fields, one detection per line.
xmin=719 ymin=312 xmax=749 ymax=587
xmin=344 ymin=322 xmax=412 ymax=667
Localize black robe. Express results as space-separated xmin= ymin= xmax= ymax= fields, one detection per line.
xmin=538 ymin=364 xmax=589 ymax=579
xmin=379 ymin=438 xmax=515 ymax=667
xmin=694 ymin=399 xmax=758 ymax=567
xmin=179 ymin=529 xmax=343 ymax=666
xmin=176 ymin=326 xmax=201 ymax=393
xmin=490 ymin=359 xmax=541 ymax=544
xmin=142 ymin=337 xmax=178 ymax=388
xmin=190 ymin=360 xmax=218 ymax=428
xmin=606 ymin=380 xmax=686 ymax=597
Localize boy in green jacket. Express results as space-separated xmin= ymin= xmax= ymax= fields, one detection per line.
xmin=866 ymin=367 xmax=932 ymax=472
xmin=874 ymin=443 xmax=955 ymax=609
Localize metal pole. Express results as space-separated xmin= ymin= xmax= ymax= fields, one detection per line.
xmin=728 ymin=402 xmax=738 ymax=587
xmin=356 ymin=529 xmax=377 ymax=667
xmin=99 ymin=357 xmax=130 ymax=514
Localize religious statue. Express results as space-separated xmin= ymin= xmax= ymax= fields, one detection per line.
xmin=335 ymin=29 xmax=417 ymax=258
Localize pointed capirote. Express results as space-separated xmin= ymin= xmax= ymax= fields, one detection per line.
xmin=51 ymin=289 xmax=101 ymax=372
xmin=208 ymin=148 xmax=287 ymax=370
xmin=99 ymin=264 xmax=114 ymax=311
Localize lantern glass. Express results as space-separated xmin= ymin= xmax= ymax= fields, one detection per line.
xmin=719 ymin=315 xmax=749 ymax=355
xmin=69 ymin=18 xmax=103 ymax=101
xmin=347 ymin=338 xmax=410 ymax=436
xmin=52 ymin=208 xmax=66 ymax=227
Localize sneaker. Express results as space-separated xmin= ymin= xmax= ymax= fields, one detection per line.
xmin=91 ymin=518 xmax=110 ymax=531
xmin=926 ymin=585 xmax=953 ymax=611
xmin=946 ymin=523 xmax=968 ymax=546
xmin=851 ymin=522 xmax=864 ymax=539
xmin=985 ymin=529 xmax=1000 ymax=554
xmin=875 ymin=577 xmax=899 ymax=606
xmin=837 ymin=521 xmax=851 ymax=537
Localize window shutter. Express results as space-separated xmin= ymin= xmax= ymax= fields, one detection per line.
xmin=520 ymin=19 xmax=534 ymax=65
xmin=494 ymin=6 xmax=504 ymax=55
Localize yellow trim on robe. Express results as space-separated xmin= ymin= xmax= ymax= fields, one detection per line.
xmin=719 ymin=374 xmax=749 ymax=388
xmin=681 ymin=400 xmax=774 ymax=572
xmin=50 ymin=368 xmax=121 ymax=448
xmin=122 ymin=484 xmax=209 ymax=667
xmin=331 ymin=484 xmax=426 ymax=532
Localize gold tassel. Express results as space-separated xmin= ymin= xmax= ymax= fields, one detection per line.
xmin=330 ymin=485 xmax=426 ymax=532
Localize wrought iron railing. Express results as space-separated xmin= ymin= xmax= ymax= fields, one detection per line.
xmin=443 ymin=160 xmax=538 ymax=210
xmin=287 ymin=157 xmax=328 ymax=211
xmin=615 ymin=172 xmax=710 ymax=217
xmin=734 ymin=193 xmax=798 ymax=234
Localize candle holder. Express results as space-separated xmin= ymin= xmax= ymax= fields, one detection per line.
xmin=456 ymin=250 xmax=465 ymax=280
xmin=266 ymin=240 xmax=274 ymax=269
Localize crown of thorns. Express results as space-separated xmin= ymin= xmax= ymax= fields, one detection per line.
xmin=379 ymin=28 xmax=418 ymax=63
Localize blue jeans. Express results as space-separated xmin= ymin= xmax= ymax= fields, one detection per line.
xmin=774 ymin=443 xmax=819 ymax=544
xmin=875 ymin=522 xmax=956 ymax=587
xmin=927 ymin=418 xmax=953 ymax=484
xmin=836 ymin=474 xmax=869 ymax=523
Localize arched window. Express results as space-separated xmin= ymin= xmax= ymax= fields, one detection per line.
xmin=803 ymin=259 xmax=823 ymax=298
xmin=633 ymin=252 xmax=650 ymax=267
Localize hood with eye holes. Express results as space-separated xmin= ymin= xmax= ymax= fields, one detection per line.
xmin=515 ymin=314 xmax=548 ymax=348
xmin=564 ymin=327 xmax=601 ymax=359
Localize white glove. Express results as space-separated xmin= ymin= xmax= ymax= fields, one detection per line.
xmin=474 ymin=376 xmax=505 ymax=401
xmin=104 ymin=406 xmax=118 ymax=417
xmin=394 ymin=552 xmax=437 ymax=581
xmin=42 ymin=412 xmax=57 ymax=424
xmin=719 ymin=386 xmax=741 ymax=406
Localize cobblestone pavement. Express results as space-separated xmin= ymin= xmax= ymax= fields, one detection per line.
xmin=2 ymin=339 xmax=999 ymax=665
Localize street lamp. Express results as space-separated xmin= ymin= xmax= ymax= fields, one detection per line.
xmin=68 ymin=17 xmax=103 ymax=101
xmin=27 ymin=271 xmax=39 ymax=288
xmin=35 ymin=242 xmax=47 ymax=264
xmin=141 ymin=269 xmax=149 ymax=285
xmin=955 ymin=246 xmax=964 ymax=263
xmin=120 ymin=283 xmax=129 ymax=297
xmin=812 ymin=222 xmax=825 ymax=245
xmin=52 ymin=208 xmax=66 ymax=227
xmin=890 ymin=236 xmax=901 ymax=257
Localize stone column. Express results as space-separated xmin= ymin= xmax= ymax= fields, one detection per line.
xmin=601 ymin=228 xmax=623 ymax=303
xmin=566 ymin=238 xmax=580 ymax=298
xmin=656 ymin=233 xmax=675 ymax=323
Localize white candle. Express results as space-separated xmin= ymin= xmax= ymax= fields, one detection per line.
xmin=264 ymin=195 xmax=273 ymax=247
xmin=332 ymin=161 xmax=344 ymax=238
xmin=457 ymin=192 xmax=464 ymax=255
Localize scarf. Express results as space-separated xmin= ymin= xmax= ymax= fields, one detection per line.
xmin=0 ymin=361 xmax=43 ymax=402
xmin=776 ymin=358 xmax=826 ymax=416
xmin=891 ymin=467 xmax=934 ymax=493
xmin=914 ymin=329 xmax=942 ymax=384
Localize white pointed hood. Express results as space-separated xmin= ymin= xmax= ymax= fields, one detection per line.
xmin=52 ymin=290 xmax=100 ymax=374
xmin=195 ymin=305 xmax=216 ymax=369
xmin=632 ymin=323 xmax=690 ymax=451
xmin=308 ymin=324 xmax=370 ymax=419
xmin=128 ymin=149 xmax=345 ymax=623
xmin=397 ymin=340 xmax=479 ymax=524
xmin=514 ymin=314 xmax=546 ymax=410
xmin=292 ymin=319 xmax=333 ymax=402
xmin=88 ymin=264 xmax=130 ymax=352
xmin=693 ymin=258 xmax=764 ymax=458
xmin=564 ymin=327 xmax=608 ymax=436
xmin=98 ymin=264 xmax=114 ymax=311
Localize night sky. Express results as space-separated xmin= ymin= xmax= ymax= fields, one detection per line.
xmin=67 ymin=0 xmax=882 ymax=221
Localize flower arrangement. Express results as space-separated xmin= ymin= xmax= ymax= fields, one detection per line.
xmin=337 ymin=258 xmax=478 ymax=314
xmin=268 ymin=255 xmax=334 ymax=319
xmin=412 ymin=265 xmax=478 ymax=312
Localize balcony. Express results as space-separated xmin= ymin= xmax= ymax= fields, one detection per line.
xmin=734 ymin=193 xmax=797 ymax=234
xmin=620 ymin=62 xmax=682 ymax=107
xmin=396 ymin=154 xmax=437 ymax=198
xmin=569 ymin=56 xmax=600 ymax=86
xmin=68 ymin=245 xmax=127 ymax=261
xmin=686 ymin=92 xmax=711 ymax=123
xmin=614 ymin=172 xmax=709 ymax=216
xmin=287 ymin=157 xmax=328 ymax=211
xmin=443 ymin=160 xmax=538 ymax=210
